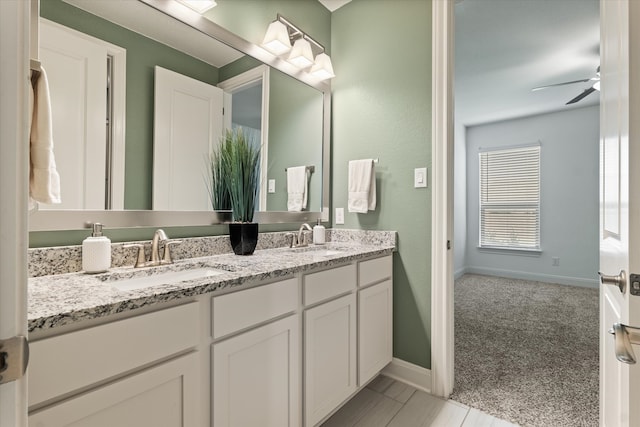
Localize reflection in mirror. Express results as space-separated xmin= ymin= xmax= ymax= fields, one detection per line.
xmin=37 ymin=0 xmax=324 ymax=214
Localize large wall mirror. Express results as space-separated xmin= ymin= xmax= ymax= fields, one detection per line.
xmin=29 ymin=0 xmax=330 ymax=231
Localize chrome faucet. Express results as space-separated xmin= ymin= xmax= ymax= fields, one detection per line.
xmin=125 ymin=229 xmax=181 ymax=268
xmin=150 ymin=229 xmax=168 ymax=265
xmin=289 ymin=223 xmax=312 ymax=248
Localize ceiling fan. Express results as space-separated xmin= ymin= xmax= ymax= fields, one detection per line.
xmin=532 ymin=66 xmax=600 ymax=105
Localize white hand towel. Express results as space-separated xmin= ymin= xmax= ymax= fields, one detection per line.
xmin=348 ymin=159 xmax=376 ymax=213
xmin=287 ymin=166 xmax=308 ymax=211
xmin=29 ymin=66 xmax=61 ymax=205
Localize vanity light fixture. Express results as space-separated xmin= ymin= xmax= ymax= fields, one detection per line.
xmin=261 ymin=21 xmax=292 ymax=55
xmin=310 ymin=52 xmax=335 ymax=80
xmin=262 ymin=14 xmax=335 ymax=80
xmin=288 ymin=38 xmax=315 ymax=68
xmin=176 ymin=0 xmax=217 ymax=14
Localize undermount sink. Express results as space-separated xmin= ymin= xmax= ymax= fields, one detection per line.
xmin=108 ymin=267 xmax=225 ymax=292
xmin=288 ymin=246 xmax=344 ymax=257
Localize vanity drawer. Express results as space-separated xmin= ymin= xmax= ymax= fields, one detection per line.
xmin=29 ymin=302 xmax=199 ymax=407
xmin=358 ymin=255 xmax=392 ymax=288
xmin=304 ymin=264 xmax=356 ymax=306
xmin=212 ymin=277 xmax=298 ymax=339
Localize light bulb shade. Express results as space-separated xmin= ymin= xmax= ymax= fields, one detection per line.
xmin=593 ymin=80 xmax=601 ymax=91
xmin=287 ymin=39 xmax=314 ymax=68
xmin=310 ymin=53 xmax=335 ymax=80
xmin=176 ymin=0 xmax=217 ymax=13
xmin=262 ymin=21 xmax=292 ymax=55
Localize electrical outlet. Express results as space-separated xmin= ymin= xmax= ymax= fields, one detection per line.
xmin=335 ymin=208 xmax=344 ymax=224
xmin=268 ymin=179 xmax=276 ymax=193
xmin=552 ymin=257 xmax=560 ymax=266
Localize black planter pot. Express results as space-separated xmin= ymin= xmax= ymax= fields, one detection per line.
xmin=229 ymin=223 xmax=259 ymax=255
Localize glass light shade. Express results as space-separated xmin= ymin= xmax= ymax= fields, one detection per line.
xmin=310 ymin=53 xmax=335 ymax=80
xmin=593 ymin=80 xmax=601 ymax=91
xmin=262 ymin=21 xmax=291 ymax=56
xmin=176 ymin=0 xmax=217 ymax=13
xmin=287 ymin=39 xmax=314 ymax=68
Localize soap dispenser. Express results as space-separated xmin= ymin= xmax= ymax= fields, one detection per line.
xmin=313 ymin=219 xmax=326 ymax=245
xmin=82 ymin=223 xmax=111 ymax=273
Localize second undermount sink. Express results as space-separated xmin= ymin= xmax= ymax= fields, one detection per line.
xmin=287 ymin=246 xmax=344 ymax=257
xmin=108 ymin=267 xmax=225 ymax=292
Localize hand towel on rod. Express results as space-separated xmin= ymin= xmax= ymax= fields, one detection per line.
xmin=287 ymin=166 xmax=308 ymax=211
xmin=348 ymin=159 xmax=376 ymax=213
xmin=29 ymin=66 xmax=61 ymax=207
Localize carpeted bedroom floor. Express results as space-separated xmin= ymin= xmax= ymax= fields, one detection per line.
xmin=450 ymin=274 xmax=599 ymax=427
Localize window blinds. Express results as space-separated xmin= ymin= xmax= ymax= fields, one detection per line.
xmin=479 ymin=145 xmax=540 ymax=250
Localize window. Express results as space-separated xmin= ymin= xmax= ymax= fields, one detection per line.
xmin=479 ymin=145 xmax=540 ymax=250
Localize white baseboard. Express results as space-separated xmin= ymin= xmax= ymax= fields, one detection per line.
xmin=381 ymin=358 xmax=432 ymax=393
xmin=465 ymin=266 xmax=599 ymax=288
xmin=454 ymin=267 xmax=468 ymax=280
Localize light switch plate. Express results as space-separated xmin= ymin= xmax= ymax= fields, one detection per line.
xmin=414 ymin=167 xmax=427 ymax=188
xmin=335 ymin=208 xmax=345 ymax=224
xmin=268 ymin=179 xmax=276 ymax=193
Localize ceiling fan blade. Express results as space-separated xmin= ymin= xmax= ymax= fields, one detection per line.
xmin=566 ymin=86 xmax=597 ymax=105
xmin=532 ymin=78 xmax=592 ymax=91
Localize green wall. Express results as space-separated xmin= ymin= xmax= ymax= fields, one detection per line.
xmin=205 ymin=0 xmax=331 ymax=54
xmin=267 ymin=70 xmax=323 ymax=211
xmin=331 ymin=0 xmax=433 ymax=369
xmin=40 ymin=0 xmax=220 ymax=210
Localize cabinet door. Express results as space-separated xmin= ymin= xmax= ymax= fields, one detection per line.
xmin=28 ymin=352 xmax=200 ymax=427
xmin=358 ymin=279 xmax=393 ymax=385
xmin=304 ymin=293 xmax=357 ymax=427
xmin=212 ymin=314 xmax=300 ymax=427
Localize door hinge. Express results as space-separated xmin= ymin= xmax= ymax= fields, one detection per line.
xmin=0 ymin=336 xmax=29 ymax=385
xmin=447 ymin=240 xmax=451 ymax=250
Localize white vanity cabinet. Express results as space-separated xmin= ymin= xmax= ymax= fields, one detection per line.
xmin=211 ymin=278 xmax=301 ymax=427
xmin=357 ymin=256 xmax=393 ymax=386
xmin=303 ymin=264 xmax=358 ymax=427
xmin=28 ymin=302 xmax=201 ymax=427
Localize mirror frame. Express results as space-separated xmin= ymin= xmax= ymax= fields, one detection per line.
xmin=29 ymin=0 xmax=330 ymax=231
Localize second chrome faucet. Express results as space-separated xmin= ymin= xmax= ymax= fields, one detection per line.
xmin=289 ymin=223 xmax=313 ymax=248
xmin=125 ymin=229 xmax=182 ymax=268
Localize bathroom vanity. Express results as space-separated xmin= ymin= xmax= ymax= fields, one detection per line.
xmin=27 ymin=234 xmax=394 ymax=427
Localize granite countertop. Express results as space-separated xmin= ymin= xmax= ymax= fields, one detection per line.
xmin=28 ymin=242 xmax=394 ymax=333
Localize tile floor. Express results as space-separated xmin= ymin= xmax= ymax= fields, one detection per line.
xmin=321 ymin=375 xmax=518 ymax=427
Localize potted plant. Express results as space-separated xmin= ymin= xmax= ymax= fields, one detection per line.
xmin=211 ymin=128 xmax=261 ymax=255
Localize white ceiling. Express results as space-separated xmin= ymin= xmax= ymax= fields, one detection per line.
xmin=318 ymin=0 xmax=352 ymax=12
xmin=455 ymin=0 xmax=600 ymax=127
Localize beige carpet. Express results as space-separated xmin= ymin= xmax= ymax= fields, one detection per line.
xmin=450 ymin=274 xmax=599 ymax=427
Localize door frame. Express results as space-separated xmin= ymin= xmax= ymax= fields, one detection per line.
xmin=430 ymin=0 xmax=455 ymax=397
xmin=217 ymin=65 xmax=270 ymax=212
xmin=0 ymin=0 xmax=30 ymax=425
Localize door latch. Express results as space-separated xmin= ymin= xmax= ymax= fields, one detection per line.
xmin=629 ymin=274 xmax=640 ymax=296
xmin=0 ymin=336 xmax=29 ymax=385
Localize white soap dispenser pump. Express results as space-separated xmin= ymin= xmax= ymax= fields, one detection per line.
xmin=313 ymin=219 xmax=326 ymax=245
xmin=82 ymin=223 xmax=111 ymax=273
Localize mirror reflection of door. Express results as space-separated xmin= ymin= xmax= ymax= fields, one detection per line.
xmin=153 ymin=66 xmax=224 ymax=211
xmin=39 ymin=19 xmax=126 ymax=210
xmin=218 ymin=66 xmax=270 ymax=211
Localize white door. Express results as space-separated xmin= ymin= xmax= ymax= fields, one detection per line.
xmin=153 ymin=66 xmax=223 ymax=211
xmin=39 ymin=19 xmax=108 ymax=210
xmin=0 ymin=1 xmax=29 ymax=426
xmin=599 ymin=0 xmax=640 ymax=425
